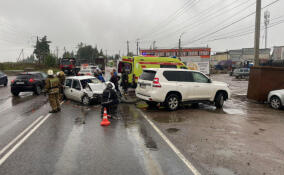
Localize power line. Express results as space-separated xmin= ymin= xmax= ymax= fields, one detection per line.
xmin=152 ymin=0 xmax=250 ymax=42
xmin=182 ymin=0 xmax=281 ymax=46
xmin=196 ymin=19 xmax=284 ymax=44
xmin=139 ymin=0 xmax=200 ymax=40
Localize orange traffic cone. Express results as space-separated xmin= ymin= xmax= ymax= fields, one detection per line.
xmin=101 ymin=108 xmax=111 ymax=126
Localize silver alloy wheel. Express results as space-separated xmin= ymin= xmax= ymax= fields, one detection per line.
xmin=168 ymin=97 xmax=178 ymax=110
xmin=82 ymin=96 xmax=90 ymax=105
xmin=271 ymin=97 xmax=281 ymax=109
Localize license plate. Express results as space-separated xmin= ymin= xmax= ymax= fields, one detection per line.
xmin=16 ymin=82 xmax=24 ymax=84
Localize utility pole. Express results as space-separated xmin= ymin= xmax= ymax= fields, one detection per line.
xmin=178 ymin=33 xmax=185 ymax=57
xmin=153 ymin=41 xmax=156 ymax=50
xmin=254 ymin=0 xmax=261 ymax=66
xmin=264 ymin=10 xmax=270 ymax=49
xmin=136 ymin=39 xmax=140 ymax=56
xmin=126 ymin=41 xmax=129 ymax=56
xmin=17 ymin=49 xmax=24 ymax=62
xmin=56 ymin=46 xmax=59 ymax=59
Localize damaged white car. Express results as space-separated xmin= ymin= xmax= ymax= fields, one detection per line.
xmin=63 ymin=76 xmax=114 ymax=105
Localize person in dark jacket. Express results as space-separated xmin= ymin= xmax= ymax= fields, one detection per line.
xmin=110 ymin=71 xmax=120 ymax=95
xmin=120 ymin=69 xmax=129 ymax=95
xmin=101 ymin=83 xmax=118 ymax=118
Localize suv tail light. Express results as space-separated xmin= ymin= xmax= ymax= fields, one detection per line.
xmin=86 ymin=73 xmax=91 ymax=76
xmin=29 ymin=78 xmax=34 ymax=83
xmin=153 ymin=78 xmax=161 ymax=88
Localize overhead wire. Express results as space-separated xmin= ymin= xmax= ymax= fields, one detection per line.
xmin=139 ymin=0 xmax=200 ymax=40
xmin=182 ymin=0 xmax=281 ymax=46
xmin=152 ymin=0 xmax=251 ymax=42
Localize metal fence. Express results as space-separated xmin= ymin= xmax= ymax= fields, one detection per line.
xmin=261 ymin=60 xmax=284 ymax=67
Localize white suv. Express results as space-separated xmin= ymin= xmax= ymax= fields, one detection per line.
xmin=136 ymin=68 xmax=231 ymax=110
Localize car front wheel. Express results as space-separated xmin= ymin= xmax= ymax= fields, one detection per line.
xmin=82 ymin=95 xmax=90 ymax=105
xmin=215 ymin=93 xmax=225 ymax=109
xmin=34 ymin=85 xmax=42 ymax=95
xmin=166 ymin=94 xmax=179 ymax=111
xmin=270 ymin=96 xmax=282 ymax=110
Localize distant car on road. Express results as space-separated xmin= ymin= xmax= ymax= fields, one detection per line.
xmin=268 ymin=89 xmax=284 ymax=110
xmin=77 ymin=69 xmax=95 ymax=76
xmin=63 ymin=76 xmax=114 ymax=105
xmin=0 ymin=71 xmax=8 ymax=86
xmin=136 ymin=68 xmax=231 ymax=110
xmin=10 ymin=72 xmax=47 ymax=96
xmin=233 ymin=68 xmax=250 ymax=79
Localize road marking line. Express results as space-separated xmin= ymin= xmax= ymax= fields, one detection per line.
xmin=0 ymin=114 xmax=51 ymax=166
xmin=139 ymin=111 xmax=201 ymax=175
xmin=0 ymin=100 xmax=65 ymax=166
xmin=0 ymin=115 xmax=45 ymax=157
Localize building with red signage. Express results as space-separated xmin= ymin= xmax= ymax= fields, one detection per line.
xmin=140 ymin=47 xmax=211 ymax=58
xmin=140 ymin=47 xmax=211 ymax=74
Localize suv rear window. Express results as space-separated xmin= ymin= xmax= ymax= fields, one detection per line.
xmin=140 ymin=70 xmax=156 ymax=81
xmin=16 ymin=74 xmax=33 ymax=79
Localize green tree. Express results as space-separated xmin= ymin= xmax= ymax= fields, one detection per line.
xmin=63 ymin=51 xmax=75 ymax=58
xmin=114 ymin=54 xmax=120 ymax=60
xmin=44 ymin=54 xmax=57 ymax=67
xmin=33 ymin=36 xmax=51 ymax=64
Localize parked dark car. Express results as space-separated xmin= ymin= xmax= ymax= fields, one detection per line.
xmin=10 ymin=72 xmax=47 ymax=96
xmin=233 ymin=68 xmax=250 ymax=79
xmin=0 ymin=71 xmax=8 ymax=86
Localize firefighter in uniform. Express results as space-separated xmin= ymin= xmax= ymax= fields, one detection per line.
xmin=101 ymin=83 xmax=119 ymax=118
xmin=45 ymin=69 xmax=61 ymax=113
xmin=56 ymin=71 xmax=66 ymax=101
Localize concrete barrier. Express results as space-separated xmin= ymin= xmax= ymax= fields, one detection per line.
xmin=247 ymin=66 xmax=284 ymax=102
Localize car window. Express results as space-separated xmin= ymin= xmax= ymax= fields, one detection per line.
xmin=72 ymin=80 xmax=81 ymax=90
xmin=65 ymin=79 xmax=72 ymax=87
xmin=140 ymin=70 xmax=156 ymax=81
xmin=34 ymin=73 xmax=42 ymax=79
xmin=163 ymin=71 xmax=181 ymax=81
xmin=192 ymin=72 xmax=209 ymax=83
xmin=40 ymin=72 xmax=48 ymax=79
xmin=182 ymin=72 xmax=194 ymax=82
xmin=16 ymin=74 xmax=32 ymax=79
xmin=163 ymin=71 xmax=193 ymax=82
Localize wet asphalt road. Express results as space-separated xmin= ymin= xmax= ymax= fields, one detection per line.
xmin=0 ymin=76 xmax=195 ymax=175
xmin=137 ymin=74 xmax=284 ymax=175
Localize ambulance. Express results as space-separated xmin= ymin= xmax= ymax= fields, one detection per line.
xmin=117 ymin=56 xmax=187 ymax=88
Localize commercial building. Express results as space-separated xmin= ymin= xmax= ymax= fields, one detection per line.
xmin=140 ymin=47 xmax=211 ymax=74
xmin=271 ymin=46 xmax=284 ymax=60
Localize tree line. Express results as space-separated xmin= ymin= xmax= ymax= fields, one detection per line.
xmin=21 ymin=36 xmax=113 ymax=67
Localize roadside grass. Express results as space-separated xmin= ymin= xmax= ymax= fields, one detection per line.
xmin=0 ymin=62 xmax=60 ymax=75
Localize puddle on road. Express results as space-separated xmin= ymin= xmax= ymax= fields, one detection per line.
xmin=152 ymin=113 xmax=186 ymax=123
xmin=166 ymin=128 xmax=180 ymax=133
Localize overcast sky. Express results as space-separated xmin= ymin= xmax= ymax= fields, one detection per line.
xmin=0 ymin=0 xmax=283 ymax=62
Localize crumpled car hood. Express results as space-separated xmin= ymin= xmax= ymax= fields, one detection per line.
xmin=88 ymin=83 xmax=106 ymax=94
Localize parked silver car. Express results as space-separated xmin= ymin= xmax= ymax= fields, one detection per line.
xmin=63 ymin=76 xmax=113 ymax=105
xmin=268 ymin=89 xmax=284 ymax=110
